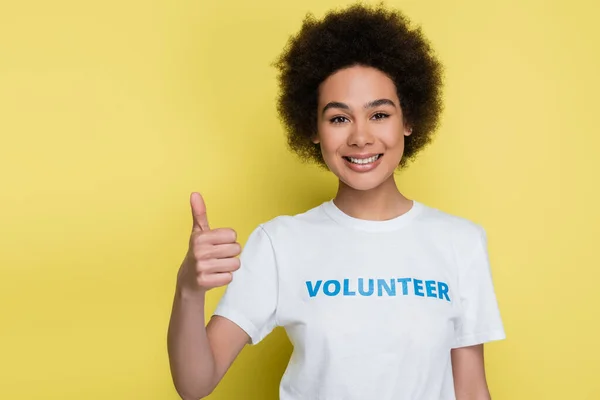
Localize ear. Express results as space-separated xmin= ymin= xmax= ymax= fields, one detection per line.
xmin=311 ymin=133 xmax=321 ymax=144
xmin=404 ymin=125 xmax=413 ymax=137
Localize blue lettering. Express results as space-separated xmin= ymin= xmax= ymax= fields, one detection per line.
xmin=377 ymin=279 xmax=396 ymax=296
xmin=343 ymin=279 xmax=356 ymax=296
xmin=306 ymin=280 xmax=322 ymax=298
xmin=397 ymin=278 xmax=412 ymax=295
xmin=358 ymin=278 xmax=374 ymax=296
xmin=307 ymin=278 xmax=451 ymax=301
xmin=323 ymin=280 xmax=341 ymax=296
xmin=438 ymin=282 xmax=450 ymax=301
xmin=425 ymin=280 xmax=437 ymax=298
xmin=413 ymin=279 xmax=425 ymax=297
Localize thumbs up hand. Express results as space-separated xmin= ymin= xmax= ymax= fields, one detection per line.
xmin=177 ymin=192 xmax=242 ymax=294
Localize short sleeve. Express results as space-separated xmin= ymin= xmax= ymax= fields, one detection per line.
xmin=453 ymin=227 xmax=506 ymax=348
xmin=213 ymin=225 xmax=278 ymax=345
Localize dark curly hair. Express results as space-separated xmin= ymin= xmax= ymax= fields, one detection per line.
xmin=274 ymin=2 xmax=444 ymax=169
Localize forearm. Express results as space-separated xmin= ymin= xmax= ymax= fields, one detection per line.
xmin=167 ymin=285 xmax=216 ymax=399
xmin=455 ymin=389 xmax=491 ymax=400
xmin=452 ymin=345 xmax=491 ymax=400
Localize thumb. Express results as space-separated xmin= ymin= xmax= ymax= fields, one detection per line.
xmin=190 ymin=192 xmax=210 ymax=232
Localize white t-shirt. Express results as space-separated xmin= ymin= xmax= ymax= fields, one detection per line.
xmin=213 ymin=199 xmax=506 ymax=400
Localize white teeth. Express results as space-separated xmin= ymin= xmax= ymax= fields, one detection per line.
xmin=347 ymin=154 xmax=381 ymax=164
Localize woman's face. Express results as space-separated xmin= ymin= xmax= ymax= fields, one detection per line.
xmin=314 ymin=65 xmax=412 ymax=191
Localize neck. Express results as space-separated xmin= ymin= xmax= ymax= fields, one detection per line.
xmin=333 ymin=174 xmax=413 ymax=221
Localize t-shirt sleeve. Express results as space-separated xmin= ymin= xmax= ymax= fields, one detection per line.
xmin=212 ymin=224 xmax=278 ymax=345
xmin=453 ymin=226 xmax=506 ymax=348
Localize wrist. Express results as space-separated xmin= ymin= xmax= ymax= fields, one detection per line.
xmin=176 ymin=280 xmax=207 ymax=302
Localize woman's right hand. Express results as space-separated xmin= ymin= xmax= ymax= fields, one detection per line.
xmin=177 ymin=192 xmax=242 ymax=294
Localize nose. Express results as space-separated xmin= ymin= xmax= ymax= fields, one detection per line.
xmin=347 ymin=122 xmax=375 ymax=148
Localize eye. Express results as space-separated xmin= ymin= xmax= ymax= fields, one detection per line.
xmin=330 ymin=116 xmax=350 ymax=124
xmin=371 ymin=112 xmax=389 ymax=120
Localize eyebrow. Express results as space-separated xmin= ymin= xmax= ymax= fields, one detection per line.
xmin=321 ymin=98 xmax=396 ymax=115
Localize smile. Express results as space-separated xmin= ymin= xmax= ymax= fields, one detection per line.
xmin=343 ymin=154 xmax=383 ymax=164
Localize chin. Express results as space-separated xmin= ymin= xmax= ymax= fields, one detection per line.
xmin=323 ymin=153 xmax=401 ymax=191
xmin=333 ymin=163 xmax=397 ymax=191
xmin=339 ymin=174 xmax=391 ymax=191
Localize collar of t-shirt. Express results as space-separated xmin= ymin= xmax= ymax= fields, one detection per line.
xmin=321 ymin=199 xmax=424 ymax=232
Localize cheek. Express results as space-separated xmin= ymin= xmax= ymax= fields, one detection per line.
xmin=317 ymin=138 xmax=345 ymax=172
xmin=379 ymin=126 xmax=406 ymax=150
xmin=318 ymin=132 xmax=343 ymax=157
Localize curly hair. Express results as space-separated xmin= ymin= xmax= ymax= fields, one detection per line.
xmin=273 ymin=2 xmax=444 ymax=169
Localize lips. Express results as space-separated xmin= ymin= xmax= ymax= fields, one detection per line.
xmin=344 ymin=154 xmax=383 ymax=165
xmin=342 ymin=153 xmax=384 ymax=172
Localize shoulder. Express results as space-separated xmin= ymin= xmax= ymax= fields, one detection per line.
xmin=260 ymin=202 xmax=329 ymax=231
xmin=252 ymin=201 xmax=330 ymax=240
xmin=414 ymin=201 xmax=486 ymax=255
xmin=417 ymin=201 xmax=484 ymax=234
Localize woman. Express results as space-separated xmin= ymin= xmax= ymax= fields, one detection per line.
xmin=168 ymin=4 xmax=506 ymax=399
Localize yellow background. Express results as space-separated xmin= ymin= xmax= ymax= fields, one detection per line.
xmin=1 ymin=0 xmax=598 ymax=398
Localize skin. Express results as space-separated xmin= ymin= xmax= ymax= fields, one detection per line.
xmin=314 ymin=64 xmax=414 ymax=221
xmin=167 ymin=64 xmax=492 ymax=400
